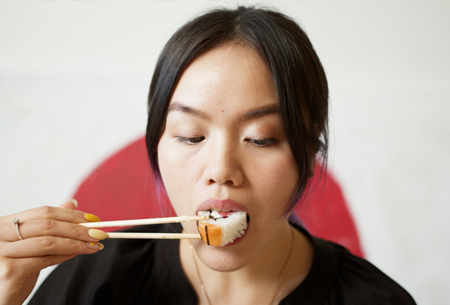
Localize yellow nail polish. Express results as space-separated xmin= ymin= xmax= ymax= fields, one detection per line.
xmin=86 ymin=242 xmax=104 ymax=250
xmin=89 ymin=229 xmax=107 ymax=240
xmin=85 ymin=213 xmax=101 ymax=222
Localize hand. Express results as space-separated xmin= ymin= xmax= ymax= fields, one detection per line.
xmin=0 ymin=200 xmax=106 ymax=305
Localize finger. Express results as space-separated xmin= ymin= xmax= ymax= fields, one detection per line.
xmin=0 ymin=219 xmax=107 ymax=243
xmin=2 ymin=236 xmax=104 ymax=257
xmin=58 ymin=199 xmax=78 ymax=210
xmin=0 ymin=205 xmax=101 ymax=225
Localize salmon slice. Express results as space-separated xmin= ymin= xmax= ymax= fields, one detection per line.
xmin=197 ymin=222 xmax=222 ymax=247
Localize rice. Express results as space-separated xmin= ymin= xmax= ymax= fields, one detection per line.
xmin=197 ymin=210 xmax=248 ymax=246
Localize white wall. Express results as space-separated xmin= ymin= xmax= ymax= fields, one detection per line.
xmin=1 ymin=1 xmax=449 ymax=304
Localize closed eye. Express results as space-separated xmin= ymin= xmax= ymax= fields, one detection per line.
xmin=247 ymin=138 xmax=277 ymax=147
xmin=175 ymin=136 xmax=205 ymax=145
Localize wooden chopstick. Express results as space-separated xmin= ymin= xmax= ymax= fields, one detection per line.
xmin=79 ymin=215 xmax=207 ymax=228
xmin=106 ymin=232 xmax=201 ymax=239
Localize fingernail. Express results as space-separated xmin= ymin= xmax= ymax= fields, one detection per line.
xmin=86 ymin=242 xmax=104 ymax=250
xmin=88 ymin=229 xmax=107 ymax=240
xmin=85 ymin=213 xmax=101 ymax=222
xmin=69 ymin=199 xmax=78 ymax=208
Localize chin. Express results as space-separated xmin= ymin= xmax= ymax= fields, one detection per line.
xmin=193 ymin=239 xmax=255 ymax=272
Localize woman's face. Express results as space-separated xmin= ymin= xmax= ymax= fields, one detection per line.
xmin=157 ymin=44 xmax=299 ymax=271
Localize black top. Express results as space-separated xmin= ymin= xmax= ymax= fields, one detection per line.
xmin=30 ymin=223 xmax=415 ymax=305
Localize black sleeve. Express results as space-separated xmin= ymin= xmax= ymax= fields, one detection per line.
xmin=29 ymin=223 xmax=196 ymax=305
xmin=281 ymin=228 xmax=416 ymax=305
xmin=28 ymin=227 xmax=162 ymax=305
xmin=325 ymin=242 xmax=416 ymax=305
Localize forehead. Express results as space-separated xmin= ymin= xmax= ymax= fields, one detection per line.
xmin=170 ymin=44 xmax=277 ymax=116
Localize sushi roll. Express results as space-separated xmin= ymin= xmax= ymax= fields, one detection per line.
xmin=197 ymin=209 xmax=248 ymax=247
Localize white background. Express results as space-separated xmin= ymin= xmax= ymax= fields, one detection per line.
xmin=1 ymin=1 xmax=449 ymax=304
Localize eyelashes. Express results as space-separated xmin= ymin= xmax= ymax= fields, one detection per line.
xmin=175 ymin=136 xmax=277 ymax=147
xmin=246 ymin=138 xmax=277 ymax=147
xmin=175 ymin=136 xmax=205 ymax=145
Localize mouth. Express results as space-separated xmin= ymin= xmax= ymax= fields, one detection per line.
xmin=197 ymin=207 xmax=250 ymax=247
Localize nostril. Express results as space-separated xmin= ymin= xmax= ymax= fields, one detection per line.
xmin=205 ymin=164 xmax=242 ymax=186
xmin=208 ymin=178 xmax=234 ymax=186
xmin=225 ymin=180 xmax=234 ymax=186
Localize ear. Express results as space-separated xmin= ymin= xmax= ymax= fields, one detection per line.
xmin=315 ymin=123 xmax=322 ymax=138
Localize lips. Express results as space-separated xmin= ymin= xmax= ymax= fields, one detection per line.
xmin=195 ymin=199 xmax=248 ymax=215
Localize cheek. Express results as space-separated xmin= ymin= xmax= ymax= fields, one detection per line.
xmin=248 ymin=150 xmax=298 ymax=216
xmin=157 ymin=138 xmax=199 ymax=214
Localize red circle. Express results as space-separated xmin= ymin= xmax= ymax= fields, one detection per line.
xmin=74 ymin=137 xmax=364 ymax=257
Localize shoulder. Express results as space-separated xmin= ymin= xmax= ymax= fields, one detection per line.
xmin=314 ymin=237 xmax=416 ymax=305
xmin=284 ymin=224 xmax=415 ymax=305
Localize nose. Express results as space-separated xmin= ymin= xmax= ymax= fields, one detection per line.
xmin=202 ymin=137 xmax=244 ymax=187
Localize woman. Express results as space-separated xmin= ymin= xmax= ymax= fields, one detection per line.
xmin=0 ymin=6 xmax=415 ymax=305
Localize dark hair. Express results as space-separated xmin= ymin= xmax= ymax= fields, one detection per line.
xmin=146 ymin=6 xmax=328 ymax=213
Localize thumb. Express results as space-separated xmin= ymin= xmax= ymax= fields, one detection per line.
xmin=59 ymin=199 xmax=78 ymax=210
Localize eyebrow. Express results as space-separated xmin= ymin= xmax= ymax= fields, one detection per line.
xmin=168 ymin=102 xmax=278 ymax=122
xmin=242 ymin=105 xmax=278 ymax=120
xmin=168 ymin=102 xmax=209 ymax=119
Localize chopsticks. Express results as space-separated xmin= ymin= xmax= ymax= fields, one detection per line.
xmin=106 ymin=232 xmax=201 ymax=239
xmin=79 ymin=215 xmax=207 ymax=239
xmin=79 ymin=215 xmax=206 ymax=228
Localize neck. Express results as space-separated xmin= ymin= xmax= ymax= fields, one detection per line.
xmin=180 ymin=221 xmax=313 ymax=305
